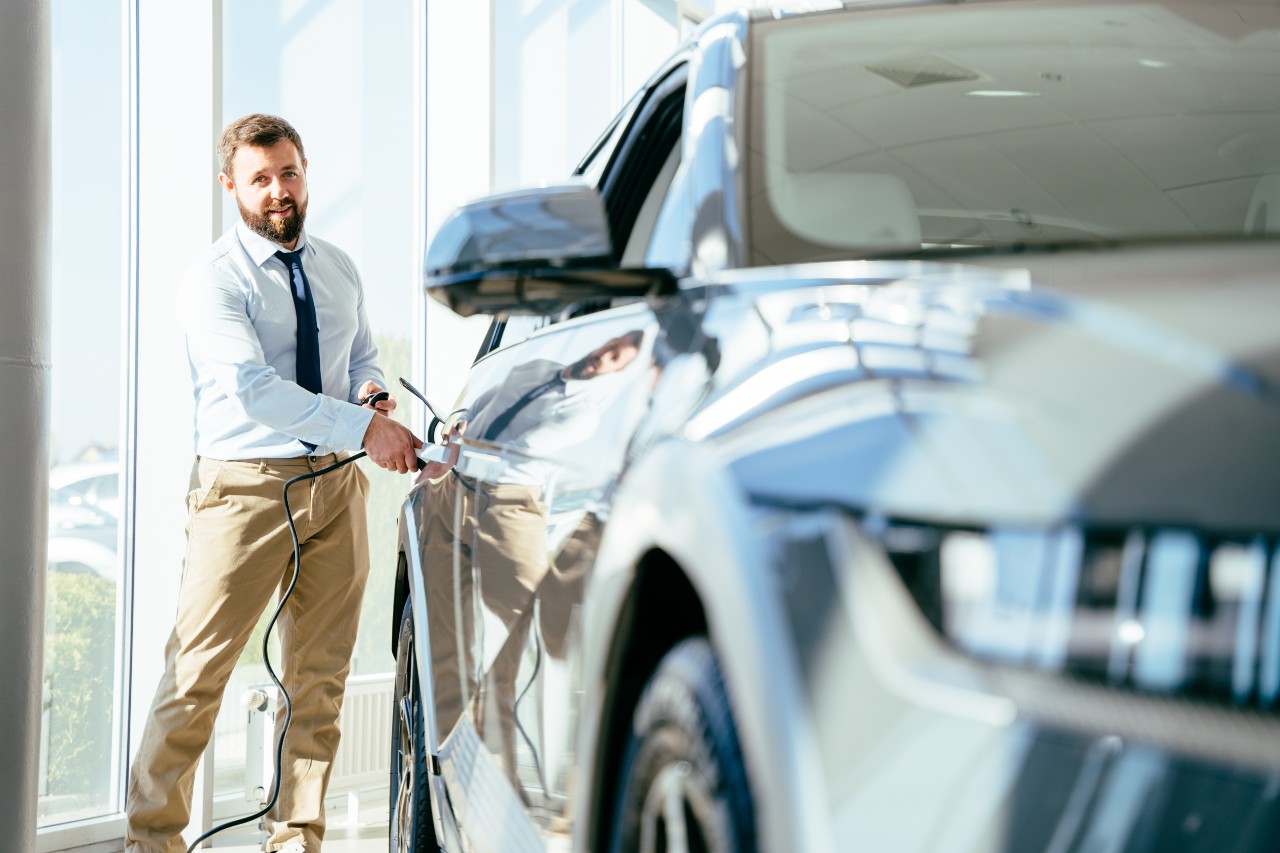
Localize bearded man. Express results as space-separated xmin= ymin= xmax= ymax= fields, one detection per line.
xmin=125 ymin=113 xmax=421 ymax=853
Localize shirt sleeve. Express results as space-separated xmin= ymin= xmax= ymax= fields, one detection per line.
xmin=180 ymin=262 xmax=375 ymax=451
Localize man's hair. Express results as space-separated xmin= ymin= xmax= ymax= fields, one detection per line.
xmin=217 ymin=113 xmax=305 ymax=179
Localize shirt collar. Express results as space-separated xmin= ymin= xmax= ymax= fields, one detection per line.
xmin=236 ymin=219 xmax=311 ymax=268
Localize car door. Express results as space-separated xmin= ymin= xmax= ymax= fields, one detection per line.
xmin=413 ymin=307 xmax=657 ymax=847
xmin=413 ymin=62 xmax=696 ymax=849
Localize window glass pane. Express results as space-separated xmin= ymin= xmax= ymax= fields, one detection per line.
xmin=213 ymin=0 xmax=416 ymax=803
xmin=42 ymin=0 xmax=127 ymax=827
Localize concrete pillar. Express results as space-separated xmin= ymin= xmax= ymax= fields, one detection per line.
xmin=0 ymin=0 xmax=51 ymax=850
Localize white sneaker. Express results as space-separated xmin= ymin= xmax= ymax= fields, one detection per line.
xmin=276 ymin=843 xmax=306 ymax=853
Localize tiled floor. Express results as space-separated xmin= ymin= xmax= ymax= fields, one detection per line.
xmin=211 ymin=833 xmax=387 ymax=853
xmin=203 ymin=798 xmax=389 ymax=852
xmin=210 ymin=829 xmax=387 ymax=853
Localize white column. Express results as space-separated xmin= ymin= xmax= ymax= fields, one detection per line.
xmin=0 ymin=1 xmax=50 ymax=849
xmin=620 ymin=0 xmax=679 ymax=99
xmin=131 ymin=0 xmax=221 ymax=842
xmin=424 ymin=0 xmax=495 ymax=410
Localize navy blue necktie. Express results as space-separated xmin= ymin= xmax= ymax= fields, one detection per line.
xmin=275 ymin=250 xmax=322 ymax=395
xmin=481 ymin=373 xmax=564 ymax=441
xmin=276 ymin=250 xmax=321 ymax=453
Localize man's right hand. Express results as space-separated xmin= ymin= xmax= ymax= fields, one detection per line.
xmin=362 ymin=412 xmax=422 ymax=474
xmin=415 ymin=419 xmax=467 ymax=483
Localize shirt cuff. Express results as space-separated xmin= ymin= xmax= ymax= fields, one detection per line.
xmin=329 ymin=399 xmax=378 ymax=451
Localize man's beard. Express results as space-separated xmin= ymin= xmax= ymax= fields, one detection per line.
xmin=239 ymin=197 xmax=307 ymax=245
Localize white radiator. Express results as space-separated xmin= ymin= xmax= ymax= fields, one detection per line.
xmin=329 ymin=673 xmax=394 ymax=795
xmin=243 ymin=672 xmax=394 ymax=805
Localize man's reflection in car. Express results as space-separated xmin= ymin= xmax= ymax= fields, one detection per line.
xmin=413 ymin=329 xmax=650 ymax=794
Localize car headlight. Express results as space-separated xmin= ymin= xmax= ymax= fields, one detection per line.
xmin=880 ymin=522 xmax=1279 ymax=710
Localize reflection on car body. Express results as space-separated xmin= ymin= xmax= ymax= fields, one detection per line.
xmin=390 ymin=2 xmax=1280 ymax=852
xmin=413 ymin=319 xmax=655 ymax=811
xmin=419 ymin=322 xmax=706 ymax=851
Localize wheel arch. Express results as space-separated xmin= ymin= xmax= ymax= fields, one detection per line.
xmin=584 ymin=546 xmax=710 ymax=853
xmin=390 ymin=479 xmax=433 ymax=662
xmin=576 ymin=437 xmax=834 ymax=853
xmin=391 ymin=546 xmax=410 ymax=660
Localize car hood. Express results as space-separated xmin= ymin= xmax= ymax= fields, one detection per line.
xmin=713 ymin=242 xmax=1280 ymax=533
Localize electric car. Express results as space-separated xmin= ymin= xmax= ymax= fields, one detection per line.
xmin=389 ymin=1 xmax=1280 ymax=850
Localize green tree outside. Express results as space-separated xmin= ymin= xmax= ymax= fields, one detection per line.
xmin=41 ymin=569 xmax=117 ymax=818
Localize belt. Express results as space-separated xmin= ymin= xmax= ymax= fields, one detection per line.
xmin=198 ymin=451 xmax=349 ymax=467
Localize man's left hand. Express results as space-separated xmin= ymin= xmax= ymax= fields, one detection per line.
xmin=357 ymin=380 xmax=396 ymax=416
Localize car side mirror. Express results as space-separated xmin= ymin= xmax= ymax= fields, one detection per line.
xmin=424 ymin=181 xmax=675 ymax=317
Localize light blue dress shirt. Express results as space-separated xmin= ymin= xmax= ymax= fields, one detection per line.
xmin=178 ymin=221 xmax=383 ymax=459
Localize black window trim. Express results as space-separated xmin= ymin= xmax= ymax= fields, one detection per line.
xmin=600 ymin=63 xmax=690 ymax=264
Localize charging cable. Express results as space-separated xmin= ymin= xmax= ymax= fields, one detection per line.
xmin=184 ymin=450 xmax=367 ymax=853
xmin=184 ymin=382 xmax=438 ymax=852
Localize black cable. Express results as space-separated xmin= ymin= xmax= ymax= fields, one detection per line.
xmin=511 ymin=605 xmax=545 ymax=789
xmin=184 ymin=450 xmax=367 ymax=853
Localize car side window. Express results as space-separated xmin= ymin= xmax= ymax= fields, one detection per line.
xmin=602 ymin=68 xmax=688 ymax=267
xmin=641 ymin=142 xmax=694 ymax=273
xmin=621 ymin=136 xmax=684 ymax=268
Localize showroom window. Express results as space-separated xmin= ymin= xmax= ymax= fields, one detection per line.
xmin=41 ymin=0 xmax=129 ymax=830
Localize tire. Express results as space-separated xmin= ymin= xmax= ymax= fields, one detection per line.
xmin=390 ymin=598 xmax=440 ymax=853
xmin=610 ymin=637 xmax=757 ymax=853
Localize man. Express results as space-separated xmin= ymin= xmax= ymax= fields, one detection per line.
xmin=125 ymin=114 xmax=420 ymax=853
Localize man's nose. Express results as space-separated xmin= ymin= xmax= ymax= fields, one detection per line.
xmin=270 ymin=178 xmax=290 ymax=198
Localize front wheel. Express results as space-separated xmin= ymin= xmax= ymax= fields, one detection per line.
xmin=609 ymin=637 xmax=757 ymax=853
xmin=390 ymin=598 xmax=440 ymax=853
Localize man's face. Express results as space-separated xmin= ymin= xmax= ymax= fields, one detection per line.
xmin=566 ymin=334 xmax=641 ymax=381
xmin=218 ymin=138 xmax=309 ymax=248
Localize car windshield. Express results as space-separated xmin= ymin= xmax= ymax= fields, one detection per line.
xmin=746 ymin=0 xmax=1280 ymax=264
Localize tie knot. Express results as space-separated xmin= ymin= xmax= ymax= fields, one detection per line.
xmin=275 ymin=250 xmax=307 ymax=299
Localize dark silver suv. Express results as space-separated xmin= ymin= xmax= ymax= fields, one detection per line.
xmin=389 ymin=2 xmax=1280 ymax=851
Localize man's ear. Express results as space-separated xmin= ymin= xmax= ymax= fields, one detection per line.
xmin=217 ymin=171 xmax=235 ymax=193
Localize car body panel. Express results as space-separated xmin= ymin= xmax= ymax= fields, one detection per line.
xmin=714 ymin=244 xmax=1280 ymax=532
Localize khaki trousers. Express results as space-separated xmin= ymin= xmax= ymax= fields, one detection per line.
xmin=126 ymin=453 xmax=370 ymax=853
